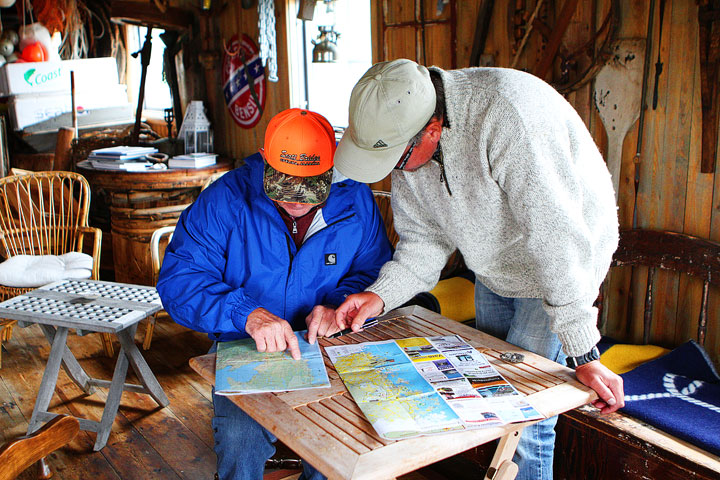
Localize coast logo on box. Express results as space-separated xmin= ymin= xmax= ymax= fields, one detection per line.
xmin=23 ymin=67 xmax=62 ymax=87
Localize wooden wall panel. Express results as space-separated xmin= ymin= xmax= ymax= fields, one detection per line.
xmin=383 ymin=27 xmax=418 ymax=61
xmin=454 ymin=1 xmax=481 ymax=68
xmin=643 ymin=0 xmax=693 ymax=348
xmin=384 ymin=0 xmax=415 ymax=24
xmin=424 ymin=24 xmax=454 ymax=68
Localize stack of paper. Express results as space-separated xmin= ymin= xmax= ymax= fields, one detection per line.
xmin=89 ymin=160 xmax=153 ymax=171
xmin=88 ymin=146 xmax=158 ymax=171
xmin=88 ymin=146 xmax=157 ymax=161
xmin=168 ymin=153 xmax=218 ymax=169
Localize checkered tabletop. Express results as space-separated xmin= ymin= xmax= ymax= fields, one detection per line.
xmin=0 ymin=279 xmax=162 ymax=333
xmin=48 ymin=279 xmax=161 ymax=303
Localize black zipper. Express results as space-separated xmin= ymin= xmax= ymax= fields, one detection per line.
xmin=432 ymin=144 xmax=452 ymax=196
xmin=283 ymin=235 xmax=293 ymax=319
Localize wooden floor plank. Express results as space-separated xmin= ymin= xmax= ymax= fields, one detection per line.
xmin=4 ymin=325 xmax=121 ymax=480
xmin=1 ymin=318 xmax=217 ymax=480
xmin=0 ymin=375 xmax=29 ymax=442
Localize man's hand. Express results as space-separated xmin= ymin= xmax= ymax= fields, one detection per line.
xmin=574 ymin=360 xmax=624 ymax=413
xmin=245 ymin=307 xmax=301 ymax=360
xmin=335 ymin=292 xmax=384 ymax=333
xmin=306 ymin=305 xmax=340 ymax=344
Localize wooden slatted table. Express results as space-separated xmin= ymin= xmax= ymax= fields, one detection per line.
xmin=189 ymin=306 xmax=597 ymax=480
xmin=0 ymin=279 xmax=169 ymax=451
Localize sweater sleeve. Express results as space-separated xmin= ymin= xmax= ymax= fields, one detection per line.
xmin=156 ymin=189 xmax=261 ymax=338
xmin=367 ymin=173 xmax=456 ymax=312
xmin=488 ymin=102 xmax=618 ymax=356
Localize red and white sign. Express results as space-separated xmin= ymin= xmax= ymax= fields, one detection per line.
xmin=222 ymin=34 xmax=266 ymax=129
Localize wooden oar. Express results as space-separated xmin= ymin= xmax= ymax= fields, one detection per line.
xmin=593 ymin=38 xmax=646 ymax=202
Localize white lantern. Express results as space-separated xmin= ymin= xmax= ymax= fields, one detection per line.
xmin=178 ymin=101 xmax=214 ymax=154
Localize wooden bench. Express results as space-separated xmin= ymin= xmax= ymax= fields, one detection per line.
xmin=554 ymin=229 xmax=720 ymax=479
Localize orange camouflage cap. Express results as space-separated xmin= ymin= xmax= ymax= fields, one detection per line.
xmin=263 ymin=108 xmax=336 ymax=205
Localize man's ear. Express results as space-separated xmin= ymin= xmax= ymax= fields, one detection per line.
xmin=425 ymin=117 xmax=443 ymax=142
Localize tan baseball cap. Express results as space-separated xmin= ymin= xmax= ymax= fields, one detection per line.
xmin=335 ymin=59 xmax=436 ymax=183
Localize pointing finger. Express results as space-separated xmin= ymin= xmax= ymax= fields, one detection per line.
xmin=306 ymin=312 xmax=319 ymax=345
xmin=285 ymin=329 xmax=301 ymax=360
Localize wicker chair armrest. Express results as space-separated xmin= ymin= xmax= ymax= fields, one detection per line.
xmin=76 ymin=226 xmax=102 ymax=280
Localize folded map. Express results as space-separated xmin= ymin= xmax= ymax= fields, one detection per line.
xmin=215 ymin=331 xmax=330 ymax=395
xmin=325 ymin=335 xmax=544 ymax=440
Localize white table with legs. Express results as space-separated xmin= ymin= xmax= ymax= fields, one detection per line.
xmin=0 ymin=278 xmax=169 ymax=450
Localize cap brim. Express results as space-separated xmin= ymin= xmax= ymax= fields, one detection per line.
xmin=263 ymin=162 xmax=332 ymax=204
xmin=334 ymin=129 xmax=406 ymax=184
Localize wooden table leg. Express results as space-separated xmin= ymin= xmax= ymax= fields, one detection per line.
xmin=484 ymin=427 xmax=523 ymax=480
xmin=93 ymin=344 xmax=130 ymax=451
xmin=115 ymin=324 xmax=169 ymax=407
xmin=38 ymin=324 xmax=97 ymax=395
xmin=27 ymin=327 xmax=69 ymax=434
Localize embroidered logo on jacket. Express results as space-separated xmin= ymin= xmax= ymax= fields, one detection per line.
xmin=325 ymin=253 xmax=337 ymax=265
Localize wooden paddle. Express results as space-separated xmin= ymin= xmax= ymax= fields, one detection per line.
xmin=593 ymin=38 xmax=646 ymax=202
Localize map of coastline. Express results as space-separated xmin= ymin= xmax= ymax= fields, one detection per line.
xmin=326 ymin=336 xmax=544 ymax=440
xmin=215 ymin=330 xmax=330 ymax=395
xmin=326 ymin=340 xmax=465 ymax=439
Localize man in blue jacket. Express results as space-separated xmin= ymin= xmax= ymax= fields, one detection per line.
xmin=157 ymin=108 xmax=392 ymax=480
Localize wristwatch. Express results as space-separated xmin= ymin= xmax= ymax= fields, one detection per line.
xmin=566 ymin=345 xmax=600 ymax=369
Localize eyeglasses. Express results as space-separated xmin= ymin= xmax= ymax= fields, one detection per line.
xmin=394 ymin=140 xmax=416 ymax=170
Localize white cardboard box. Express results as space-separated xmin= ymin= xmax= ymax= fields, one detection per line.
xmin=9 ymin=84 xmax=130 ymax=130
xmin=0 ymin=57 xmax=120 ymax=97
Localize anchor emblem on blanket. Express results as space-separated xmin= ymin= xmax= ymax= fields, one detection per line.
xmin=625 ymin=373 xmax=720 ymax=414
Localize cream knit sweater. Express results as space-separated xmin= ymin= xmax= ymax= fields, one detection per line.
xmin=367 ymin=66 xmax=619 ymax=357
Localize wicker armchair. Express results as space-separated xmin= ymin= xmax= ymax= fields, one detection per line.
xmin=0 ymin=171 xmax=112 ymax=367
xmin=143 ymin=225 xmax=175 ymax=350
xmin=371 ymin=190 xmax=399 ymax=247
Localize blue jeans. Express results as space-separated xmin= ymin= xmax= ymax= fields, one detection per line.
xmin=474 ymin=280 xmax=566 ymax=480
xmin=209 ymin=343 xmax=326 ymax=480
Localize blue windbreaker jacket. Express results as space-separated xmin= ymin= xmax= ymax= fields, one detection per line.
xmin=156 ymin=153 xmax=392 ymax=342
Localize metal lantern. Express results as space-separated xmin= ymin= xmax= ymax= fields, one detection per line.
xmin=312 ymin=26 xmax=339 ymax=63
xmin=311 ymin=0 xmax=340 ymax=63
xmin=179 ymin=101 xmax=214 ymax=154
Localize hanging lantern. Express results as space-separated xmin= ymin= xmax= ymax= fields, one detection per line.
xmin=312 ymin=26 xmax=339 ymax=63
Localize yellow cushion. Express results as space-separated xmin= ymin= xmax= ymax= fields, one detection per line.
xmin=428 ymin=276 xmax=475 ymax=322
xmin=600 ymin=344 xmax=671 ymax=374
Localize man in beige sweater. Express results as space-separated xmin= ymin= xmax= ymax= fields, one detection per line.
xmin=333 ymin=59 xmax=623 ymax=480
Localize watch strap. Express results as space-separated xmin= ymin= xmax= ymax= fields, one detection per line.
xmin=566 ymin=345 xmax=600 ymax=368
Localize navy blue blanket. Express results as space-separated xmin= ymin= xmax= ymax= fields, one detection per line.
xmin=621 ymin=341 xmax=720 ymax=456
